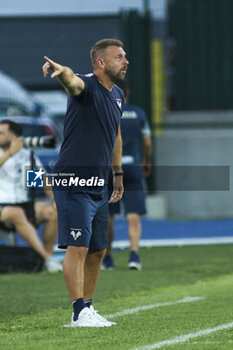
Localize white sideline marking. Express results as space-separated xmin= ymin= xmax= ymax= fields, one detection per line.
xmin=54 ymin=237 xmax=233 ymax=252
xmin=105 ymin=296 xmax=204 ymax=319
xmin=10 ymin=296 xmax=203 ymax=329
xmin=132 ymin=322 xmax=233 ymax=350
xmin=112 ymin=237 xmax=233 ymax=249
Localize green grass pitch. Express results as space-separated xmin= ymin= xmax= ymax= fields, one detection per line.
xmin=0 ymin=245 xmax=233 ymax=350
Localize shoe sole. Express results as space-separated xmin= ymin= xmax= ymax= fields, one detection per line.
xmin=128 ymin=261 xmax=142 ymax=270
xmin=62 ymin=322 xmax=112 ymax=328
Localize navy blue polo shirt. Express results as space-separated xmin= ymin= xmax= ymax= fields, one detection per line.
xmin=54 ymin=74 xmax=124 ymax=182
xmin=121 ymin=103 xmax=151 ymax=165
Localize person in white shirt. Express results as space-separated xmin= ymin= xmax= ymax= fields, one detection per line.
xmin=0 ymin=119 xmax=62 ymax=272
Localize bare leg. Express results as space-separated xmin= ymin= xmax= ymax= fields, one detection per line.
xmin=126 ymin=213 xmax=141 ymax=252
xmin=106 ymin=214 xmax=115 ymax=255
xmin=84 ymin=249 xmax=105 ymax=300
xmin=35 ymin=202 xmax=58 ymax=255
xmin=63 ymin=246 xmax=88 ymax=301
xmin=1 ymin=206 xmax=49 ymax=260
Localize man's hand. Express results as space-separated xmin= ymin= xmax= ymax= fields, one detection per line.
xmin=8 ymin=137 xmax=23 ymax=156
xmin=42 ymin=56 xmax=65 ymax=79
xmin=142 ymin=162 xmax=152 ymax=177
xmin=42 ymin=56 xmax=84 ymax=96
xmin=108 ymin=175 xmax=124 ymax=203
xmin=142 ymin=136 xmax=152 ymax=177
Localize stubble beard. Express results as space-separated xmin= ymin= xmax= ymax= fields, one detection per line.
xmin=105 ymin=67 xmax=125 ymax=84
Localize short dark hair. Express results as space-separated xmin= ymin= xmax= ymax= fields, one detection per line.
xmin=90 ymin=38 xmax=123 ymax=66
xmin=0 ymin=119 xmax=23 ymax=136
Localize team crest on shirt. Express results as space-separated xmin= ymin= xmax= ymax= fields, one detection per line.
xmin=70 ymin=228 xmax=82 ymax=240
xmin=116 ymin=99 xmax=122 ymax=109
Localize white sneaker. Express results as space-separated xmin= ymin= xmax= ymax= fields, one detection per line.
xmin=63 ymin=307 xmax=112 ymax=327
xmin=128 ymin=261 xmax=142 ymax=271
xmin=90 ymin=305 xmax=116 ymax=326
xmin=45 ymin=257 xmax=63 ymax=272
xmin=128 ymin=252 xmax=142 ymax=271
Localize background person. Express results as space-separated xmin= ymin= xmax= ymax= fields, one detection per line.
xmin=0 ymin=119 xmax=62 ymax=272
xmin=42 ymin=38 xmax=127 ymax=327
xmin=102 ymin=80 xmax=152 ymax=270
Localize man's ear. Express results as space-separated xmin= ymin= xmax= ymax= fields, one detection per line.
xmin=97 ymin=57 xmax=105 ymax=69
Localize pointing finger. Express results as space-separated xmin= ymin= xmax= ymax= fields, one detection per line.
xmin=44 ymin=56 xmax=56 ymax=66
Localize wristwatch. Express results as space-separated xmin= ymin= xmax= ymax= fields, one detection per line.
xmin=113 ymin=171 xmax=124 ymax=176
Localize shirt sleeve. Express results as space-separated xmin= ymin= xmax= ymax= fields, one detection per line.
xmin=70 ymin=74 xmax=90 ymax=102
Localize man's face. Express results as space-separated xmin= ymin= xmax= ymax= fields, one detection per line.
xmin=102 ymin=46 xmax=129 ymax=83
xmin=0 ymin=124 xmax=13 ymax=148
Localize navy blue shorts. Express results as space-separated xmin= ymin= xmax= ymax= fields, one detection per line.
xmin=109 ymin=177 xmax=146 ymax=215
xmin=53 ymin=186 xmax=109 ymax=251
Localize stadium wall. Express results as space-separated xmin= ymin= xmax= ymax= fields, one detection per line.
xmin=154 ymin=110 xmax=233 ymax=219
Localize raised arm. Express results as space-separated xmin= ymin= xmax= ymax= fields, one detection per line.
xmin=42 ymin=56 xmax=85 ymax=96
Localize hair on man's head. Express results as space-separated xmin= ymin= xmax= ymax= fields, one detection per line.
xmin=90 ymin=38 xmax=123 ymax=66
xmin=0 ymin=119 xmax=23 ymax=137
